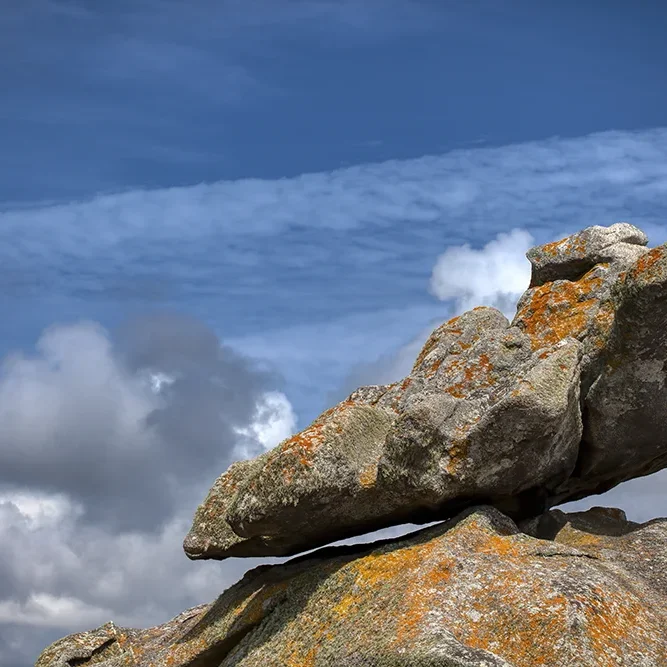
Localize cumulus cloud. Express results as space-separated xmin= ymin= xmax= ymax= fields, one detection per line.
xmin=0 ymin=314 xmax=296 ymax=665
xmin=429 ymin=228 xmax=534 ymax=319
xmin=0 ymin=315 xmax=290 ymax=532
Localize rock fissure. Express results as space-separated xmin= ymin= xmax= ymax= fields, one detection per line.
xmin=66 ymin=638 xmax=118 ymax=667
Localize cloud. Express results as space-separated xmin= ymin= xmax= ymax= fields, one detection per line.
xmin=1 ymin=128 xmax=666 ymax=307
xmin=0 ymin=313 xmax=297 ymax=665
xmin=0 ymin=496 xmax=268 ymax=667
xmin=0 ymin=315 xmax=289 ymax=533
xmin=429 ymin=228 xmax=534 ymax=319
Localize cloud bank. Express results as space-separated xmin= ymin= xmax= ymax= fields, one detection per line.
xmin=1 ymin=128 xmax=667 ymax=316
xmin=0 ymin=315 xmax=296 ymax=666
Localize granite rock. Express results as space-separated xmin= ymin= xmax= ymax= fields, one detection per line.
xmin=37 ymin=506 xmax=667 ymax=667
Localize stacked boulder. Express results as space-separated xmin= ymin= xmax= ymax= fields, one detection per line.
xmin=36 ymin=224 xmax=667 ymax=667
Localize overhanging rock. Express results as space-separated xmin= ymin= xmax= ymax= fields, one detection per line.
xmin=184 ymin=223 xmax=660 ymax=560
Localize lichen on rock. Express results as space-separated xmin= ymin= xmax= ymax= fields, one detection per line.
xmin=37 ymin=506 xmax=667 ymax=667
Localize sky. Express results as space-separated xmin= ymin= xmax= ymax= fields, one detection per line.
xmin=2 ymin=1 xmax=667 ymax=665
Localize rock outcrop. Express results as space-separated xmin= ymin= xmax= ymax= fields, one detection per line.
xmin=185 ymin=306 xmax=584 ymax=559
xmin=185 ymin=222 xmax=658 ymax=560
xmin=35 ymin=223 xmax=667 ymax=667
xmin=37 ymin=506 xmax=667 ymax=667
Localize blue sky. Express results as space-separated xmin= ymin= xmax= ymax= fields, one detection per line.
xmin=2 ymin=2 xmax=667 ymax=666
xmin=4 ymin=0 xmax=667 ymax=202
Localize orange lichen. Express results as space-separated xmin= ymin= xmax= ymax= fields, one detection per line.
xmin=538 ymin=234 xmax=588 ymax=259
xmin=445 ymin=441 xmax=467 ymax=475
xmin=239 ymin=400 xmax=362 ymax=494
xmin=358 ymin=462 xmax=378 ymax=489
xmin=629 ymin=245 xmax=666 ymax=281
xmin=425 ymin=357 xmax=443 ymax=378
xmin=515 ymin=267 xmax=608 ymax=350
xmin=413 ymin=334 xmax=440 ymax=369
xmin=273 ymin=400 xmax=356 ymax=469
xmin=444 ymin=352 xmax=496 ymax=398
xmin=413 ymin=315 xmax=464 ymax=370
xmin=442 ymin=415 xmax=481 ymax=476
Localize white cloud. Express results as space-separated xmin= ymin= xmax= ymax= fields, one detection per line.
xmin=2 ymin=128 xmax=667 ymax=267
xmin=0 ymin=594 xmax=116 ymax=629
xmin=233 ymin=391 xmax=298 ymax=459
xmin=0 ymin=315 xmax=297 ymax=650
xmin=0 ymin=498 xmax=257 ymax=632
xmin=429 ymin=228 xmax=534 ymax=319
xmin=0 ymin=491 xmax=81 ymax=526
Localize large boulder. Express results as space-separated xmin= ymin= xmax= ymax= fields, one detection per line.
xmin=36 ymin=506 xmax=667 ymax=667
xmin=185 ymin=222 xmax=661 ymax=560
xmin=186 ymin=307 xmax=584 ymax=559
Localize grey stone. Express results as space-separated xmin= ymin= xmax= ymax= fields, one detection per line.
xmin=36 ymin=506 xmax=667 ymax=667
xmin=526 ymin=222 xmax=648 ymax=287
xmin=554 ymin=243 xmax=667 ymax=503
xmin=187 ymin=306 xmax=583 ymax=559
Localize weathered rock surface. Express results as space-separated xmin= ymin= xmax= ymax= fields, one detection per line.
xmin=186 ymin=307 xmax=584 ymax=558
xmin=185 ymin=222 xmax=663 ymax=560
xmin=525 ymin=222 xmax=648 ymax=288
xmin=557 ymin=243 xmax=667 ymax=502
xmin=36 ymin=506 xmax=667 ymax=667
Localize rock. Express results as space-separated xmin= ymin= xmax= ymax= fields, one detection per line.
xmin=36 ymin=506 xmax=667 ymax=667
xmin=512 ymin=222 xmax=649 ymax=393
xmin=525 ymin=222 xmax=648 ymax=288
xmin=186 ymin=306 xmax=584 ymax=559
xmin=34 ymin=605 xmax=208 ymax=667
xmin=183 ymin=454 xmax=293 ymax=559
xmin=185 ymin=222 xmax=667 ymax=560
xmin=555 ymin=243 xmax=667 ymax=503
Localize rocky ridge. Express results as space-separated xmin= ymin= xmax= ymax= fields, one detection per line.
xmin=36 ymin=223 xmax=667 ymax=667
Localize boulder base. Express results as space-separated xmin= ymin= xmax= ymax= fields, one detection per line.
xmin=37 ymin=506 xmax=667 ymax=667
